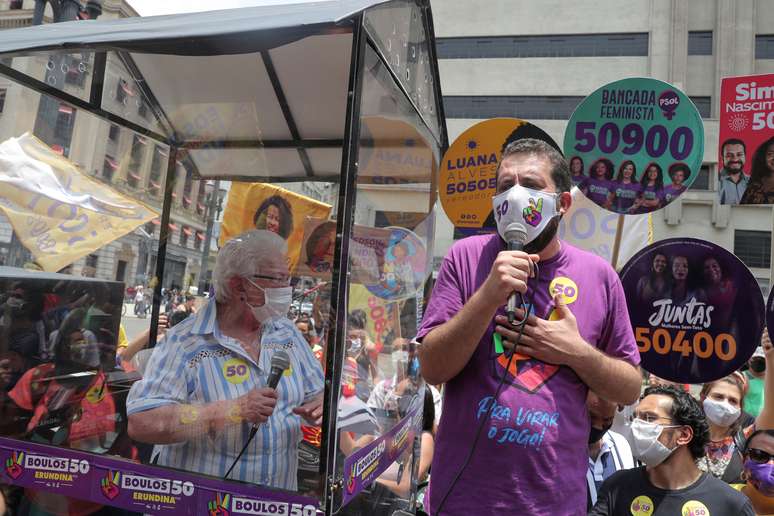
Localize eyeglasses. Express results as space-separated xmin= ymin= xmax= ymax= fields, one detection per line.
xmin=629 ymin=414 xmax=675 ymax=425
xmin=249 ymin=274 xmax=290 ymax=285
xmin=748 ymin=448 xmax=774 ymax=464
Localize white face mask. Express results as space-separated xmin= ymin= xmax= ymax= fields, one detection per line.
xmin=245 ymin=278 xmax=292 ymax=323
xmin=492 ymin=184 xmax=559 ymax=245
xmin=702 ymin=398 xmax=741 ymax=427
xmin=630 ymin=418 xmax=680 ymax=467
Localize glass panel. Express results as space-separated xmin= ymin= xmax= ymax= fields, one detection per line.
xmin=100 ymin=52 xmax=165 ymax=136
xmin=365 ymin=0 xmax=441 ymax=141
xmin=335 ymin=43 xmax=438 ymax=513
xmin=2 ymin=51 xmax=93 ymax=102
xmin=0 ymin=82 xmax=170 ymax=512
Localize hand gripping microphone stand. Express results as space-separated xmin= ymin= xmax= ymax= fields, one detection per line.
xmin=224 ymin=350 xmax=290 ymax=479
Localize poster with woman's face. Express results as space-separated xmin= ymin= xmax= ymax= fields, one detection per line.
xmin=620 ymin=237 xmax=765 ymax=383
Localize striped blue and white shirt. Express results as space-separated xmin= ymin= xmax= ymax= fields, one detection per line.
xmin=126 ymin=299 xmax=325 ymax=491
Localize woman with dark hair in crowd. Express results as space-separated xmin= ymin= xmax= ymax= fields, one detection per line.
xmin=581 ymin=158 xmax=615 ymax=207
xmin=305 ymin=221 xmax=336 ymax=273
xmin=608 ymin=160 xmax=642 ymax=214
xmin=569 ymin=156 xmax=586 ymax=187
xmin=669 ymin=255 xmax=705 ymax=305
xmin=634 ymin=162 xmax=665 ymax=213
xmin=740 ymin=136 xmax=774 ymax=204
xmin=253 ymin=194 xmax=294 ymax=239
xmin=733 ymin=429 xmax=774 ymax=514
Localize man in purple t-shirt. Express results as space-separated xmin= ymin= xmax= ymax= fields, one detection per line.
xmin=417 ymin=139 xmax=641 ymax=515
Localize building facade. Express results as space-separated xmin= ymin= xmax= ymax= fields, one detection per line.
xmin=430 ymin=0 xmax=774 ymax=296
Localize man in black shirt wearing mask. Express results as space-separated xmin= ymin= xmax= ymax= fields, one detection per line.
xmin=590 ymin=385 xmax=754 ymax=515
xmin=587 ymin=391 xmax=635 ymax=510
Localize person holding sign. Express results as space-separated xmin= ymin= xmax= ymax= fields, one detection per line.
xmin=590 ymin=385 xmax=754 ymax=515
xmin=417 ymin=139 xmax=641 ymax=516
xmin=633 ymin=162 xmax=665 ymax=213
xmin=126 ymin=230 xmax=324 ymax=490
xmin=740 ymin=136 xmax=774 ymax=205
xmin=608 ymin=160 xmax=642 ymax=214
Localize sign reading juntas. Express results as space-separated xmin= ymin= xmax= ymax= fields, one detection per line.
xmin=619 ymin=238 xmax=765 ymax=383
xmin=439 ymin=118 xmax=560 ymax=237
xmin=564 ymin=78 xmax=704 ymax=215
xmin=719 ymin=73 xmax=774 ymax=205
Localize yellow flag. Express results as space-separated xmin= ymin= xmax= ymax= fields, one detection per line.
xmin=219 ymin=182 xmax=331 ymax=270
xmin=0 ymin=133 xmax=158 ymax=272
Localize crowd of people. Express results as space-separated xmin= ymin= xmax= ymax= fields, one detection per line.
xmin=571 ymin=156 xmax=689 ymax=213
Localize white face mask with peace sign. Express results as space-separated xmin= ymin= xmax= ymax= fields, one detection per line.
xmin=492 ymin=184 xmax=560 ymax=245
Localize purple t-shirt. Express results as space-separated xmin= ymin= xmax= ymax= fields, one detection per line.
xmin=584 ymin=177 xmax=612 ymax=205
xmin=417 ymin=235 xmax=639 ymax=516
xmin=611 ymin=181 xmax=642 ymax=213
xmin=662 ymin=184 xmax=686 ymax=204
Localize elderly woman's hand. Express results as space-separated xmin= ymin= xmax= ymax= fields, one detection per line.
xmin=235 ymin=388 xmax=278 ymax=425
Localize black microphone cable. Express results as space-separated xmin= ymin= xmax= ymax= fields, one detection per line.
xmin=435 ymin=260 xmax=539 ymax=515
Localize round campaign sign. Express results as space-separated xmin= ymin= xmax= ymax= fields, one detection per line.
xmin=620 ymin=238 xmax=765 ymax=383
xmin=439 ymin=118 xmax=560 ymax=236
xmin=364 ymin=226 xmax=426 ymax=301
xmin=563 ymin=78 xmax=705 ymax=215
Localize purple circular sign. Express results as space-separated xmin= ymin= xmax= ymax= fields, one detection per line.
xmin=620 ymin=238 xmax=765 ymax=384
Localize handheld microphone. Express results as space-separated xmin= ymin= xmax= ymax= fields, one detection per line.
xmin=504 ymin=222 xmax=528 ymax=324
xmin=224 ymin=350 xmax=290 ymax=479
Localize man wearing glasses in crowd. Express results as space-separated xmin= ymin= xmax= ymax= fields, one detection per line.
xmin=590 ymin=385 xmax=754 ymax=515
xmin=126 ymin=230 xmax=324 ymax=490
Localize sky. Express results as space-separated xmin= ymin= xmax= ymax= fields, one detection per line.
xmin=127 ymin=0 xmax=312 ymax=16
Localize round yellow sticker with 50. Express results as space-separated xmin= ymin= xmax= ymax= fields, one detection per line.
xmin=630 ymin=495 xmax=654 ymax=516
xmin=549 ymin=276 xmax=578 ymax=304
xmin=223 ymin=358 xmax=250 ymax=384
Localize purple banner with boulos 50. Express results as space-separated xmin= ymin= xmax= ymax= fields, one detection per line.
xmin=342 ymin=406 xmax=420 ymax=506
xmin=0 ymin=437 xmax=321 ymax=515
xmin=619 ymin=238 xmax=765 ymax=384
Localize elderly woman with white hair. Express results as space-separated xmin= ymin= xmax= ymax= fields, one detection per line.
xmin=126 ymin=230 xmax=324 ymax=490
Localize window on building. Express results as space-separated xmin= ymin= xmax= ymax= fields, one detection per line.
xmin=63 ymin=55 xmax=88 ymax=88
xmin=689 ymin=164 xmax=711 ymax=191
xmin=435 ymin=33 xmax=649 ymax=59
xmin=127 ymin=135 xmax=145 ymax=188
xmin=108 ymin=124 xmax=120 ymax=141
xmin=102 ymin=154 xmax=117 ymax=182
xmin=116 ymin=79 xmax=128 ymax=104
xmin=689 ymin=96 xmax=712 ymax=118
xmin=443 ymin=95 xmax=583 ymax=120
xmin=0 ymin=89 xmax=5 ymax=114
xmin=734 ymin=230 xmax=772 ymax=269
xmin=180 ymin=226 xmax=190 ymax=248
xmin=688 ymin=31 xmax=713 ymax=55
xmin=756 ymin=35 xmax=774 ymax=59
xmin=9 ymin=0 xmax=23 ymax=9
xmin=182 ymin=165 xmax=193 ymax=209
xmin=196 ymin=183 xmax=206 ymax=216
xmin=148 ymin=146 xmax=163 ymax=197
xmin=85 ymin=254 xmax=99 ymax=268
xmin=51 ymin=104 xmax=76 ymax=156
xmin=194 ymin=231 xmax=202 ymax=251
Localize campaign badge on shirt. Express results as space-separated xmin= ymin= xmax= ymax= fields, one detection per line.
xmin=681 ymin=500 xmax=710 ymax=516
xmin=630 ymin=495 xmax=654 ymax=516
xmin=547 ymin=276 xmax=578 ymax=320
xmin=222 ymin=358 xmax=250 ymax=384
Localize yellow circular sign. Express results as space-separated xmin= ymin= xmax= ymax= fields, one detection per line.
xmin=548 ymin=276 xmax=579 ymax=305
xmin=222 ymin=358 xmax=250 ymax=385
xmin=439 ymin=118 xmax=560 ymax=231
xmin=681 ymin=500 xmax=710 ymax=516
xmin=630 ymin=495 xmax=654 ymax=516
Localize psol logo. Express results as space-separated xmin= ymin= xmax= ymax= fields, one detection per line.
xmin=658 ymin=90 xmax=680 ymax=120
xmin=5 ymin=451 xmax=23 ymax=480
